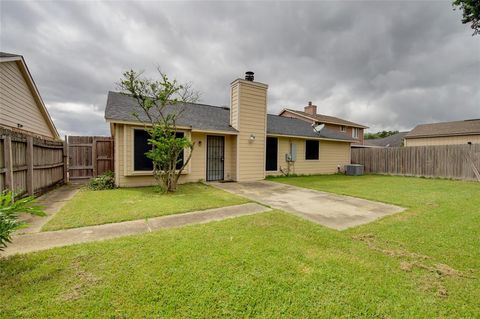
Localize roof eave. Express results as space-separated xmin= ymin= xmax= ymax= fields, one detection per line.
xmin=405 ymin=132 xmax=480 ymax=139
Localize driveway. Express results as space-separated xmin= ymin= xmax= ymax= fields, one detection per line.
xmin=212 ymin=180 xmax=404 ymax=230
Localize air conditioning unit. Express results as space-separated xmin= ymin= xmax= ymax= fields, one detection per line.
xmin=345 ymin=164 xmax=364 ymax=176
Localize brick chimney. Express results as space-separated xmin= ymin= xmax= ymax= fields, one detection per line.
xmin=304 ymin=101 xmax=317 ymax=115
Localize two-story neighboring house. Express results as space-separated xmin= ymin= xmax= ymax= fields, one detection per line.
xmin=278 ymin=102 xmax=368 ymax=146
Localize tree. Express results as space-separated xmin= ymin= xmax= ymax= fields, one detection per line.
xmin=118 ymin=69 xmax=200 ymax=193
xmin=364 ymin=130 xmax=399 ymax=140
xmin=453 ymin=0 xmax=480 ymax=35
xmin=1 ymin=192 xmax=45 ymax=250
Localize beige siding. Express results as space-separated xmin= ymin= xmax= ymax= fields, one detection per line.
xmin=233 ymin=80 xmax=268 ymax=181
xmin=0 ymin=61 xmax=55 ymax=139
xmin=230 ymin=82 xmax=239 ymax=130
xmin=405 ymin=135 xmax=480 ymax=146
xmin=267 ymin=136 xmax=351 ymax=176
xmin=113 ymin=123 xmax=235 ymax=187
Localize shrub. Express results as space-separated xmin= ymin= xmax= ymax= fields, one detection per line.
xmin=87 ymin=171 xmax=116 ymax=190
xmin=0 ymin=191 xmax=45 ymax=250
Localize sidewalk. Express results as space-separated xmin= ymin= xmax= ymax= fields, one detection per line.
xmin=1 ymin=203 xmax=270 ymax=257
xmin=16 ymin=183 xmax=82 ymax=234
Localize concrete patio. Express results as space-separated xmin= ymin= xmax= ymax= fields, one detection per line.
xmin=212 ymin=180 xmax=405 ymax=230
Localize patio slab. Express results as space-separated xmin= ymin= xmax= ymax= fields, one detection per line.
xmin=211 ymin=180 xmax=405 ymax=230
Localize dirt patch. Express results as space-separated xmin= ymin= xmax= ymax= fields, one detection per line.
xmin=352 ymin=234 xmax=430 ymax=260
xmin=353 ymin=233 xmax=473 ymax=298
xmin=60 ymin=260 xmax=101 ymax=302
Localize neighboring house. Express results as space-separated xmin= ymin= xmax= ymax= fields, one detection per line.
xmin=364 ymin=131 xmax=409 ymax=148
xmin=0 ymin=52 xmax=59 ymax=140
xmin=278 ymin=102 xmax=368 ymax=146
xmin=404 ymin=119 xmax=480 ymax=146
xmin=105 ymin=73 xmax=355 ymax=187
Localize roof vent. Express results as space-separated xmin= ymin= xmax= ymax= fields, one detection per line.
xmin=245 ymin=71 xmax=254 ymax=81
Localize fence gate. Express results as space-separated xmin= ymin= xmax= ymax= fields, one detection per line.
xmin=68 ymin=136 xmax=114 ymax=180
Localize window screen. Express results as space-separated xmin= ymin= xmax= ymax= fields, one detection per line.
xmin=133 ymin=130 xmax=184 ymax=171
xmin=305 ymin=140 xmax=319 ymax=160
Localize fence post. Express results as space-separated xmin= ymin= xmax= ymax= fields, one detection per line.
xmin=26 ymin=136 xmax=34 ymax=195
xmin=63 ymin=135 xmax=69 ymax=184
xmin=92 ymin=137 xmax=97 ymax=177
xmin=3 ymin=135 xmax=14 ymax=192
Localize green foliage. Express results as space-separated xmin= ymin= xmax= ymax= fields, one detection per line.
xmin=453 ymin=0 xmax=480 ymax=35
xmin=118 ymin=69 xmax=200 ymax=193
xmin=87 ymin=171 xmax=116 ymax=191
xmin=364 ymin=130 xmax=399 ymax=140
xmin=0 ymin=192 xmax=45 ymax=250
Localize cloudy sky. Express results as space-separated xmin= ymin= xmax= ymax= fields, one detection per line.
xmin=1 ymin=0 xmax=479 ymax=136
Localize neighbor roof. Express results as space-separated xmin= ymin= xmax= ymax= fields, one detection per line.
xmin=364 ymin=132 xmax=409 ymax=147
xmin=280 ymin=109 xmax=368 ymax=129
xmin=105 ymin=91 xmax=355 ymax=142
xmin=405 ymin=119 xmax=480 ymax=139
xmin=0 ymin=52 xmax=21 ymax=58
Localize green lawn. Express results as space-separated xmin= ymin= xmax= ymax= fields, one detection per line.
xmin=1 ymin=175 xmax=479 ymax=318
xmin=42 ymin=183 xmax=249 ymax=231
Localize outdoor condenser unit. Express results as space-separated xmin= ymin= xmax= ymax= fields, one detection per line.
xmin=345 ymin=164 xmax=364 ymax=176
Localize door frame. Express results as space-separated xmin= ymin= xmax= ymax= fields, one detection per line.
xmin=206 ymin=135 xmax=225 ymax=181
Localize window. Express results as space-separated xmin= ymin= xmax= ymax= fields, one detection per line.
xmin=352 ymin=128 xmax=359 ymax=139
xmin=340 ymin=126 xmax=346 ymax=132
xmin=305 ymin=140 xmax=319 ymax=160
xmin=134 ymin=130 xmax=184 ymax=171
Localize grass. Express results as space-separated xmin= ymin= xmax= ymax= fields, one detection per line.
xmin=42 ymin=183 xmax=249 ymax=231
xmin=1 ymin=175 xmax=479 ymax=318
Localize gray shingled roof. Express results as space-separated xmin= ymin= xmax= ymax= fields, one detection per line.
xmin=405 ymin=119 xmax=480 ymax=138
xmin=267 ymin=114 xmax=355 ymax=141
xmin=0 ymin=52 xmax=21 ymax=58
xmin=281 ymin=109 xmax=368 ymax=129
xmin=105 ymin=91 xmax=355 ymax=141
xmin=105 ymin=91 xmax=237 ymax=133
xmin=364 ymin=131 xmax=409 ymax=147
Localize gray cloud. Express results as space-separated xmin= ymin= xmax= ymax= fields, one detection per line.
xmin=1 ymin=0 xmax=479 ymax=136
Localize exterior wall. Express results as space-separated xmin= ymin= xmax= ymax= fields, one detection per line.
xmin=113 ymin=123 xmax=235 ymax=187
xmin=405 ymin=134 xmax=480 ymax=146
xmin=0 ymin=61 xmax=55 ymax=139
xmin=231 ymin=79 xmax=268 ymax=181
xmin=266 ymin=136 xmax=351 ymax=176
xmin=280 ymin=110 xmax=364 ymax=144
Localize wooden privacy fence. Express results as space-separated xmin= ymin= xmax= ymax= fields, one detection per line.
xmin=68 ymin=136 xmax=114 ymax=180
xmin=351 ymin=144 xmax=480 ymax=181
xmin=0 ymin=127 xmax=67 ymax=196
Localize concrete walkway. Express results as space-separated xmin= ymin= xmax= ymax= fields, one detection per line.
xmin=1 ymin=203 xmax=270 ymax=257
xmin=212 ymin=181 xmax=404 ymax=230
xmin=16 ymin=183 xmax=82 ymax=234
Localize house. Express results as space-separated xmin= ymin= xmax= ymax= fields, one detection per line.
xmin=278 ymin=102 xmax=368 ymax=146
xmin=0 ymin=52 xmax=59 ymax=140
xmin=404 ymin=119 xmax=480 ymax=146
xmin=104 ymin=72 xmax=355 ymax=187
xmin=364 ymin=131 xmax=409 ymax=148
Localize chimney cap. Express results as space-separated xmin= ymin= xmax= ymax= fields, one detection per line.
xmin=308 ymin=101 xmax=312 ymax=106
xmin=245 ymin=71 xmax=254 ymax=81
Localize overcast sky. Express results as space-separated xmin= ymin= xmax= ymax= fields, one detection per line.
xmin=1 ymin=1 xmax=479 ymax=136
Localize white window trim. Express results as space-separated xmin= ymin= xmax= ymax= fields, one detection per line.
xmin=340 ymin=126 xmax=346 ymax=132
xmin=352 ymin=128 xmax=359 ymax=139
